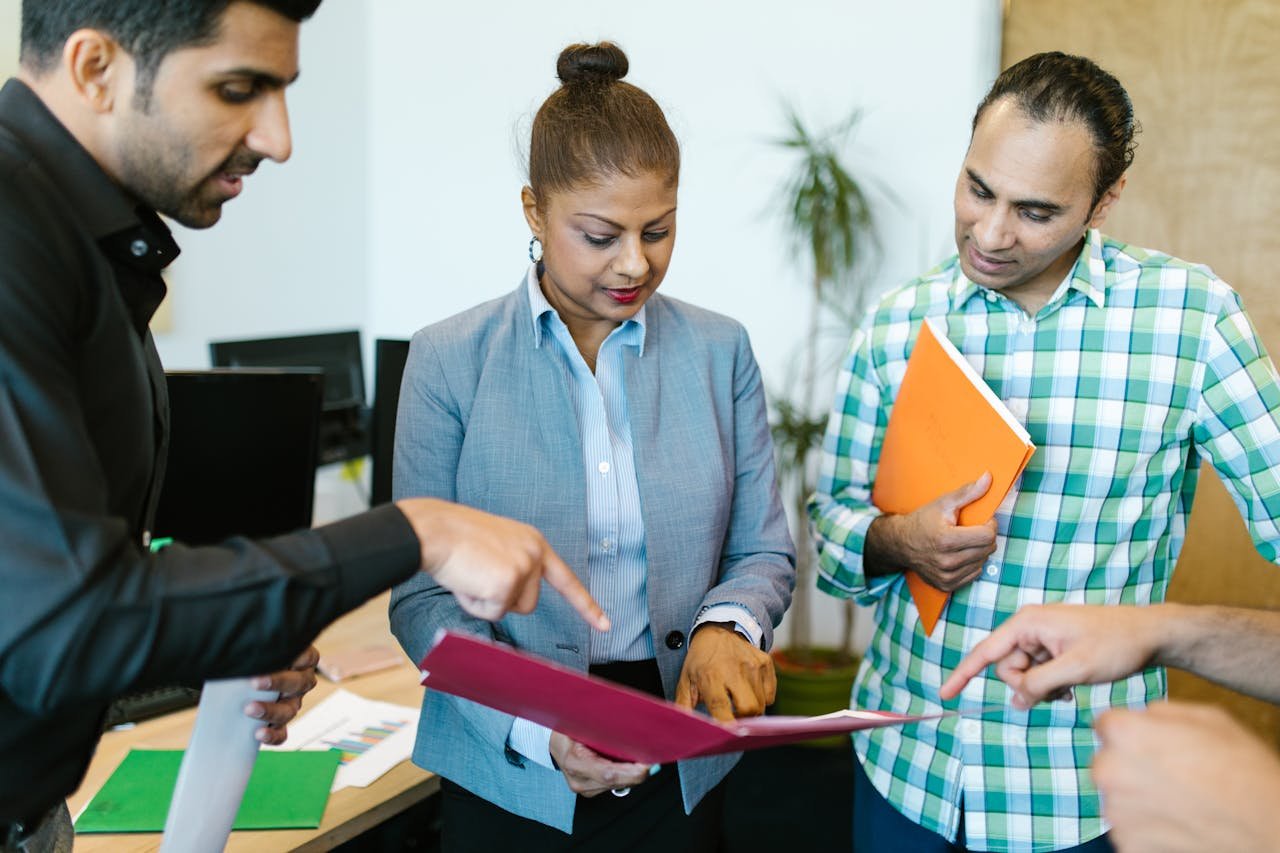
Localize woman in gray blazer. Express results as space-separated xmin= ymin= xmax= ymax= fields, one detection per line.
xmin=390 ymin=41 xmax=795 ymax=852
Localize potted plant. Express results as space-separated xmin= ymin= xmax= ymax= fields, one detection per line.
xmin=768 ymin=106 xmax=881 ymax=744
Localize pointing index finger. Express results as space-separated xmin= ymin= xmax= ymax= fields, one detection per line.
xmin=940 ymin=630 xmax=1020 ymax=699
xmin=542 ymin=547 xmax=611 ymax=632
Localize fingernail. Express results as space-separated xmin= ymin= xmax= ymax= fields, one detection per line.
xmin=245 ymin=703 xmax=265 ymax=719
xmin=253 ymin=676 xmax=271 ymax=690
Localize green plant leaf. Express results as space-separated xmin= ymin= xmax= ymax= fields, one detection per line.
xmin=769 ymin=101 xmax=883 ymax=659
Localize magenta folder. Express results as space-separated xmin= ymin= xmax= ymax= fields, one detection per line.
xmin=418 ymin=630 xmax=950 ymax=764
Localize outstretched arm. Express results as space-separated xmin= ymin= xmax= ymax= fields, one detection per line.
xmin=397 ymin=496 xmax=608 ymax=630
xmin=940 ymin=603 xmax=1280 ymax=707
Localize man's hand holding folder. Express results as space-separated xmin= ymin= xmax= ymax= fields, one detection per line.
xmin=867 ymin=472 xmax=998 ymax=593
xmin=868 ymin=317 xmax=1036 ymax=635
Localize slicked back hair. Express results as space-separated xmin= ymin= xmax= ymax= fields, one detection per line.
xmin=20 ymin=0 xmax=321 ymax=107
xmin=973 ymin=51 xmax=1139 ymax=208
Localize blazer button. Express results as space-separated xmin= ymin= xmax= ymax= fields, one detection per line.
xmin=664 ymin=630 xmax=685 ymax=650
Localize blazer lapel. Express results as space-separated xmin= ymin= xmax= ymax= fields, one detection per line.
xmin=515 ymin=299 xmax=593 ymax=654
xmin=517 ymin=302 xmax=583 ymax=471
xmin=623 ymin=304 xmax=681 ymax=631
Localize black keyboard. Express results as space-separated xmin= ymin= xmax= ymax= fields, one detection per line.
xmin=103 ymin=685 xmax=202 ymax=729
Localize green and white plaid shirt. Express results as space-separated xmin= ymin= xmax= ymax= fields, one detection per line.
xmin=809 ymin=229 xmax=1280 ymax=852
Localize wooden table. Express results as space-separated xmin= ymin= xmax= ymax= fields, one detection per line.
xmin=67 ymin=591 xmax=438 ymax=852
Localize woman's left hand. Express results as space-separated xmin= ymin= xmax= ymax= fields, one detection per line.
xmin=674 ymin=624 xmax=775 ymax=722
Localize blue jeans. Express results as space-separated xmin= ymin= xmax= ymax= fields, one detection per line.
xmin=852 ymin=755 xmax=1115 ymax=853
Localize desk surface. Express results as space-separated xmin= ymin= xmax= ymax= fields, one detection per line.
xmin=67 ymin=591 xmax=436 ymax=852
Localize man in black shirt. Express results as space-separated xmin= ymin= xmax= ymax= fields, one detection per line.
xmin=0 ymin=1 xmax=607 ymax=848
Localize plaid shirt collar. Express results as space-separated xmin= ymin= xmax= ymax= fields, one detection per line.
xmin=949 ymin=228 xmax=1108 ymax=313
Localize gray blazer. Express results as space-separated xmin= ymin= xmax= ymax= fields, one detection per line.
xmin=389 ymin=281 xmax=795 ymax=832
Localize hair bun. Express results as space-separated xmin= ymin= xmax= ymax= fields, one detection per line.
xmin=556 ymin=42 xmax=628 ymax=86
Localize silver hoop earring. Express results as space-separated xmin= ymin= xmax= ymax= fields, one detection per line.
xmin=528 ymin=236 xmax=543 ymax=263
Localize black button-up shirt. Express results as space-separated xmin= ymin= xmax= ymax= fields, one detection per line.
xmin=0 ymin=78 xmax=419 ymax=819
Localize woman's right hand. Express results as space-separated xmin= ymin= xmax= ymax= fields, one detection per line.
xmin=549 ymin=732 xmax=652 ymax=797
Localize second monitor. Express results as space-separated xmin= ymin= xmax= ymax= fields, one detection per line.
xmin=209 ymin=330 xmax=369 ymax=464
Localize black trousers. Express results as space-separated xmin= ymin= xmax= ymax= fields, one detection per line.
xmin=440 ymin=659 xmax=724 ymax=853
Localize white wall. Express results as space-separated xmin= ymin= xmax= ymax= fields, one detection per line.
xmin=0 ymin=0 xmax=17 ymax=77
xmin=366 ymin=0 xmax=1002 ymax=648
xmin=368 ymin=2 xmax=1001 ymax=371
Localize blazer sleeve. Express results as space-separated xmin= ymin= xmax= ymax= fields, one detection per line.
xmin=696 ymin=325 xmax=796 ymax=649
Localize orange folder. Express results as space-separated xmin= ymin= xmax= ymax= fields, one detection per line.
xmin=871 ymin=317 xmax=1035 ymax=635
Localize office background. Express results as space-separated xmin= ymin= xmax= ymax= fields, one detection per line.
xmin=0 ymin=0 xmax=1003 ymax=653
xmin=3 ymin=1 xmax=1278 ymax=743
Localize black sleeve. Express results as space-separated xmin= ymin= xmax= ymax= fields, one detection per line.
xmin=0 ymin=174 xmax=420 ymax=716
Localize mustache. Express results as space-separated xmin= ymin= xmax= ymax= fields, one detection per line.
xmin=215 ymin=148 xmax=264 ymax=178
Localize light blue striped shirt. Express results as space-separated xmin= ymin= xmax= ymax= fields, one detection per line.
xmin=530 ymin=268 xmax=655 ymax=663
xmin=510 ymin=267 xmax=761 ymax=766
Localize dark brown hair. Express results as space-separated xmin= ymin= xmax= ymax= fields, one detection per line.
xmin=22 ymin=0 xmax=321 ymax=107
xmin=973 ymin=51 xmax=1139 ymax=207
xmin=528 ymin=41 xmax=680 ymax=204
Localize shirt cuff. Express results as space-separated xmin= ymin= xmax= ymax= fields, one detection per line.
xmin=315 ymin=503 xmax=421 ymax=612
xmin=508 ymin=717 xmax=555 ymax=769
xmin=814 ymin=504 xmax=898 ymax=603
xmin=694 ymin=604 xmax=764 ymax=648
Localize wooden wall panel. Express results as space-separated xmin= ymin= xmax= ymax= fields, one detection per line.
xmin=1004 ymin=0 xmax=1280 ymax=745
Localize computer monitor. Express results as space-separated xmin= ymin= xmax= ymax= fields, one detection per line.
xmin=208 ymin=331 xmax=368 ymax=464
xmin=108 ymin=369 xmax=324 ymax=727
xmin=153 ymin=369 xmax=324 ymax=545
xmin=369 ymin=338 xmax=411 ymax=506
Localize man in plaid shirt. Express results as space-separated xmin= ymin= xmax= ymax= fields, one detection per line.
xmin=809 ymin=51 xmax=1280 ymax=853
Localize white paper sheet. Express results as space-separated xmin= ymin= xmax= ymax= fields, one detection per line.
xmin=160 ymin=677 xmax=277 ymax=853
xmin=265 ymin=688 xmax=419 ymax=791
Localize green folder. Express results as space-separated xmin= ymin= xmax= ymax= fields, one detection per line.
xmin=76 ymin=749 xmax=342 ymax=833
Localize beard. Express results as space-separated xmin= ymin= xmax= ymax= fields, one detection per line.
xmin=116 ymin=131 xmax=261 ymax=229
